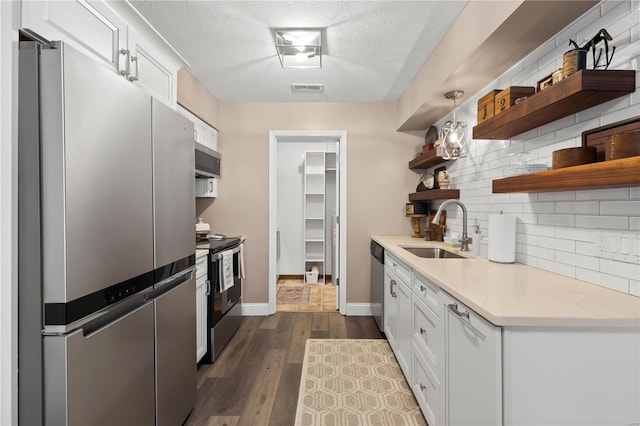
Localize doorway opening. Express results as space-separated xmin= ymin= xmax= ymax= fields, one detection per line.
xmin=268 ymin=131 xmax=347 ymax=315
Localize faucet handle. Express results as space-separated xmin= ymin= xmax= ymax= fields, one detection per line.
xmin=459 ymin=236 xmax=472 ymax=244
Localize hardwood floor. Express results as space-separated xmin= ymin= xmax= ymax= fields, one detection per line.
xmin=187 ymin=312 xmax=384 ymax=426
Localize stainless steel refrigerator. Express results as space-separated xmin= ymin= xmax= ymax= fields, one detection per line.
xmin=18 ymin=40 xmax=196 ymax=425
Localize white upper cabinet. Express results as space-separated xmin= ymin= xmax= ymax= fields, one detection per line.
xmin=21 ymin=0 xmax=185 ymax=106
xmin=22 ymin=0 xmax=127 ymax=71
xmin=177 ymin=105 xmax=218 ymax=151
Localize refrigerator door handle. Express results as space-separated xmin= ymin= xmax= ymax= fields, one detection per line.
xmin=146 ymin=268 xmax=194 ymax=300
xmin=82 ymin=295 xmax=150 ymax=337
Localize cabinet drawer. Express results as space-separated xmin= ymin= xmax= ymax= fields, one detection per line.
xmin=413 ymin=298 xmax=442 ymax=380
xmin=385 ymin=252 xmax=410 ymax=285
xmin=195 ymin=255 xmax=208 ymax=280
xmin=412 ymin=343 xmax=442 ymax=426
xmin=412 ymin=272 xmax=441 ymax=317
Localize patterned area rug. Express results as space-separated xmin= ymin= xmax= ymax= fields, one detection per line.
xmin=295 ymin=339 xmax=426 ymax=426
xmin=276 ymin=285 xmax=311 ymax=304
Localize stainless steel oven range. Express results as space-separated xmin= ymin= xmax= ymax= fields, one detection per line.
xmin=199 ymin=237 xmax=244 ymax=363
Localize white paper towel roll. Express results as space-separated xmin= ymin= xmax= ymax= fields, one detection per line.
xmin=488 ymin=213 xmax=516 ymax=263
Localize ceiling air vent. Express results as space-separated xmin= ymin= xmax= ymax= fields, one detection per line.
xmin=291 ymin=83 xmax=323 ymax=93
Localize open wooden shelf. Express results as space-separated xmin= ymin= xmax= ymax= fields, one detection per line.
xmin=409 ymin=149 xmax=450 ymax=170
xmin=409 ymin=189 xmax=460 ymax=201
xmin=473 ymin=70 xmax=636 ymax=140
xmin=492 ymin=156 xmax=640 ymax=193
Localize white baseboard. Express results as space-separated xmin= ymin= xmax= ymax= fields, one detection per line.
xmin=240 ymin=303 xmax=270 ymax=316
xmin=345 ymin=303 xmax=373 ymax=316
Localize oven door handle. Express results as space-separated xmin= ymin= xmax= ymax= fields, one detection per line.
xmin=213 ymin=244 xmax=242 ymax=261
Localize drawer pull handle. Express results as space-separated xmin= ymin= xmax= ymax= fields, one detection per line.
xmin=390 ymin=280 xmax=397 ymax=298
xmin=419 ymin=327 xmax=426 ymax=335
xmin=420 ymin=383 xmax=426 ymax=391
xmin=448 ymin=303 xmax=470 ymax=319
xmin=420 ymin=285 xmax=426 ymax=292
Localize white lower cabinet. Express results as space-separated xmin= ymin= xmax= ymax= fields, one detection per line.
xmin=195 ymin=254 xmax=209 ymax=362
xmin=441 ymin=292 xmax=502 ymax=426
xmin=383 ymin=252 xmax=639 ymax=426
xmin=384 ymin=255 xmax=412 ymax=379
xmin=413 ymin=344 xmax=442 ymax=426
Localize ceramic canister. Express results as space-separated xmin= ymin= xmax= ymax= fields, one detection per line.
xmin=562 ymin=49 xmax=587 ymax=77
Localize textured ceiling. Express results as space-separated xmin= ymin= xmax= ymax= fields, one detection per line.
xmin=129 ymin=1 xmax=468 ymax=102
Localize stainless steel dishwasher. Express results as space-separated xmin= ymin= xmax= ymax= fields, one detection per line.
xmin=370 ymin=240 xmax=385 ymax=332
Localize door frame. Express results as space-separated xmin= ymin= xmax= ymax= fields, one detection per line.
xmin=268 ymin=130 xmax=347 ymax=315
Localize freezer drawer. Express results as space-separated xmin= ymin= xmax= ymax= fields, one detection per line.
xmin=44 ymin=300 xmax=155 ymax=426
xmin=154 ymin=274 xmax=197 ymax=426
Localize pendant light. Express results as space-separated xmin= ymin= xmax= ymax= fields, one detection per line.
xmin=440 ymin=90 xmax=467 ymax=159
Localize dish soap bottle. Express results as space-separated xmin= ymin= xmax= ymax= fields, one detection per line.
xmin=470 ymin=224 xmax=482 ymax=256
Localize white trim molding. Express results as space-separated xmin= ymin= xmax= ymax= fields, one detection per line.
xmin=268 ymin=130 xmax=348 ymax=316
xmin=345 ymin=303 xmax=373 ymax=316
xmin=239 ymin=303 xmax=270 ymax=316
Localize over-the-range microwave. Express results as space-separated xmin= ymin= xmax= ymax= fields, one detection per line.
xmin=195 ymin=142 xmax=221 ymax=178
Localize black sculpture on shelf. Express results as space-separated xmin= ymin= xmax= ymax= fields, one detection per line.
xmin=569 ymin=28 xmax=616 ymax=70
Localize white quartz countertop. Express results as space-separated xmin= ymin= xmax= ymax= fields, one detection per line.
xmin=372 ymin=235 xmax=640 ymax=327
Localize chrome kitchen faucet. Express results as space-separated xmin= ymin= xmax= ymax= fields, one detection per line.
xmin=432 ymin=199 xmax=472 ymax=251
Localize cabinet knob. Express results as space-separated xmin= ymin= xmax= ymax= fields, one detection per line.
xmin=420 ymin=285 xmax=426 ymax=292
xmin=419 ymin=327 xmax=426 ymax=335
xmin=420 ymin=383 xmax=426 ymax=391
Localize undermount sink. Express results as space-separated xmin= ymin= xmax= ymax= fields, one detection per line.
xmin=401 ymin=246 xmax=466 ymax=259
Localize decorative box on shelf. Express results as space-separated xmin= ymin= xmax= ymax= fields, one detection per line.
xmin=494 ymin=86 xmax=536 ymax=115
xmin=477 ymin=90 xmax=501 ymax=124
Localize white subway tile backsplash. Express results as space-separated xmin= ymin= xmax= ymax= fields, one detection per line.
xmin=556 ymin=251 xmax=599 ymax=271
xmin=600 ymin=258 xmax=640 ymax=280
xmin=522 ymin=202 xmax=555 ymax=214
xmin=537 ymin=115 xmax=576 ymax=136
xmin=538 ymin=214 xmax=576 ymax=227
xmin=576 ymin=188 xmax=630 ymax=201
xmin=555 ymin=226 xmax=596 ymax=242
xmin=538 ymin=236 xmax=576 ymax=252
xmin=575 ymin=215 xmax=629 ymax=230
xmin=429 ymin=1 xmax=639 ymax=295
xmin=538 ymin=192 xmax=576 ymax=202
xmin=554 ymin=118 xmax=600 ymax=141
xmin=601 ymin=0 xmax=627 ymax=15
xmin=516 ymin=253 xmax=538 ymax=267
xmin=524 ymin=245 xmax=556 ymax=261
xmin=575 ymin=96 xmax=630 ymax=122
xmin=576 ymin=268 xmax=630 ymax=293
xmin=576 ymin=240 xmax=596 ymax=256
xmin=521 ymin=223 xmax=556 ymax=237
xmin=538 ymin=259 xmax=577 ymax=277
xmin=556 ymin=201 xmax=599 ymax=215
xmin=600 ymin=201 xmax=640 ymax=215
